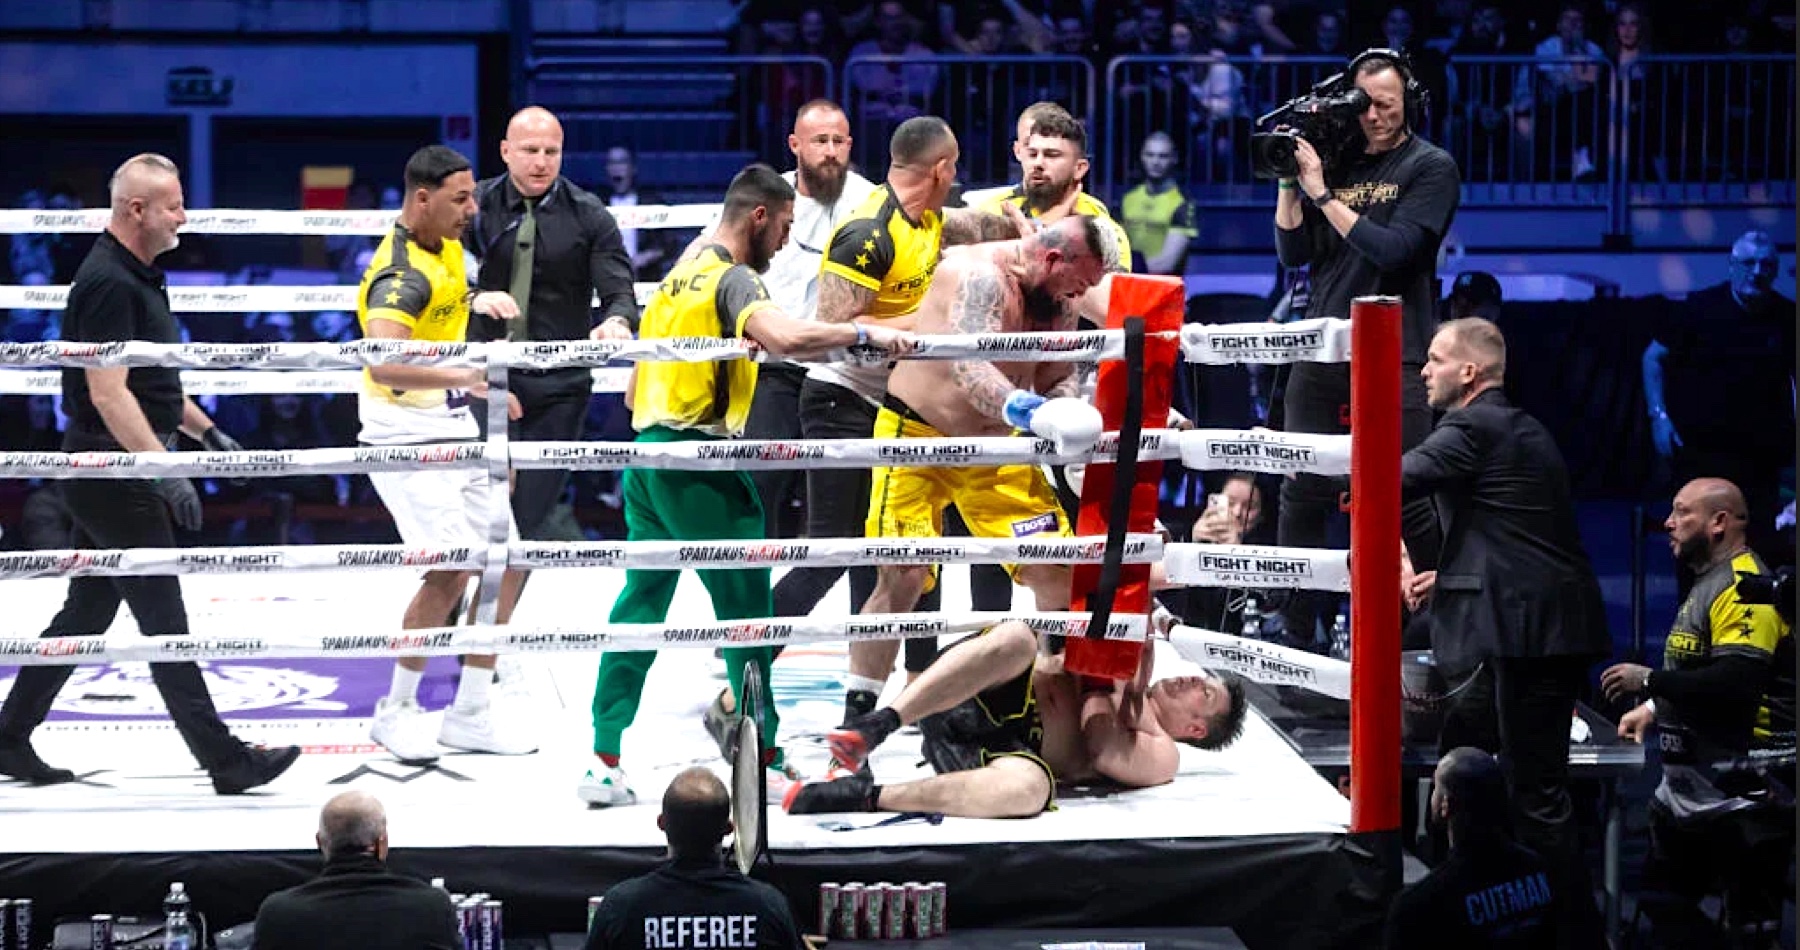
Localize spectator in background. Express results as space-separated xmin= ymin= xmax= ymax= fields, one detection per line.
xmin=1119 ymin=131 xmax=1197 ymax=275
xmin=1643 ymin=230 xmax=1795 ymax=570
xmin=1179 ymin=472 xmax=1275 ymax=635
xmin=1423 ymin=0 xmax=1472 ymax=54
xmin=584 ymin=767 xmax=804 ymax=950
xmin=1446 ymin=4 xmax=1522 ymax=181
xmin=602 ymin=146 xmax=679 ymax=282
xmin=2 ymin=271 xmax=55 ymax=343
xmin=1384 ymin=748 xmax=1565 ymax=949
xmin=846 ymin=0 xmax=939 ymax=138
xmin=796 ymin=5 xmax=848 ymax=64
xmin=1442 ymin=270 xmax=1502 ymax=321
xmin=1310 ymin=10 xmax=1346 ymax=54
xmin=251 ymin=791 xmax=459 ymax=950
xmin=1520 ymin=2 xmax=1606 ymax=180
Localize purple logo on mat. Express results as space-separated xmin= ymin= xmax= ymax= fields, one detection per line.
xmin=0 ymin=658 xmax=463 ymax=722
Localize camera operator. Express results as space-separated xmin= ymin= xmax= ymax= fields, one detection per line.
xmin=1272 ymin=49 xmax=1461 ymax=646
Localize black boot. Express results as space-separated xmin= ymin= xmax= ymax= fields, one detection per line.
xmin=211 ymin=745 xmax=301 ymax=795
xmin=0 ymin=737 xmax=75 ymax=785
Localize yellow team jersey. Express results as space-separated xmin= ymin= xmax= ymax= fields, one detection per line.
xmin=820 ymin=184 xmax=943 ymax=319
xmin=1119 ymin=182 xmax=1197 ymax=266
xmin=355 ymin=224 xmax=475 ymax=442
xmin=634 ymin=244 xmax=769 ymax=436
xmin=976 ymin=186 xmax=1133 ymax=270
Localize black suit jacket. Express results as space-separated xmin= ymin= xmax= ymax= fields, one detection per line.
xmin=251 ymin=854 xmax=459 ymax=950
xmin=1401 ymin=388 xmax=1610 ymax=675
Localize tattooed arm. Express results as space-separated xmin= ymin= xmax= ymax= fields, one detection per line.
xmin=941 ymin=208 xmax=1022 ymax=247
xmin=946 ymin=265 xmax=1025 ymax=422
xmin=816 ymin=271 xmax=879 ymax=325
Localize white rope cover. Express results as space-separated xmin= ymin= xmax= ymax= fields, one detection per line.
xmin=0 ymin=367 xmax=633 ymax=395
xmin=0 ymin=205 xmax=722 ymax=235
xmin=1169 ymin=625 xmax=1351 ymax=700
xmin=0 ymin=429 xmax=1352 ymax=478
xmin=1162 ymin=543 xmax=1351 ymax=591
xmin=0 ymin=534 xmax=1163 ymax=580
xmin=0 ymin=611 xmax=1145 ymax=667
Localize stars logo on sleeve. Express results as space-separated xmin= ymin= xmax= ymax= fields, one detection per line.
xmin=384 ymin=289 xmax=402 ymax=305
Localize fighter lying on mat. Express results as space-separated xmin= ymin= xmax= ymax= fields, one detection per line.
xmin=783 ymin=616 xmax=1248 ymax=819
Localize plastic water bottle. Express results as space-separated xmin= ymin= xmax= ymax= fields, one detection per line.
xmin=163 ymin=882 xmax=194 ymax=950
xmin=1241 ymin=597 xmax=1263 ymax=641
xmin=1329 ymin=611 xmax=1350 ymax=660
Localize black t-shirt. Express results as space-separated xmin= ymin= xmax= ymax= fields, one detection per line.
xmin=1384 ymin=841 xmax=1561 ymax=950
xmin=1655 ymin=282 xmax=1796 ymax=453
xmin=584 ymin=860 xmax=804 ymax=950
xmin=1274 ymin=135 xmax=1461 ymax=363
xmin=60 ymin=230 xmax=184 ymax=441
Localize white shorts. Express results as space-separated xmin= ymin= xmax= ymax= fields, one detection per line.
xmin=369 ymin=465 xmax=518 ymax=551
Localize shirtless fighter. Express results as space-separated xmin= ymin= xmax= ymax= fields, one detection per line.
xmin=855 ymin=214 xmax=1121 ymax=676
xmin=784 ymin=618 xmax=1247 ymax=818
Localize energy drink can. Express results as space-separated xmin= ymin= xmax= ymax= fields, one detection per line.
xmin=457 ymin=898 xmax=479 ymax=949
xmin=588 ymin=896 xmax=605 ymax=931
xmin=859 ymin=882 xmax=884 ymax=939
xmin=89 ymin=914 xmax=114 ymax=950
xmin=881 ymin=884 xmax=907 ymax=939
xmin=0 ymin=899 xmax=11 ymax=950
xmin=835 ymin=883 xmax=863 ymax=938
xmin=481 ymin=899 xmax=503 ymax=949
xmin=904 ymin=882 xmax=930 ymax=938
xmin=929 ymin=881 xmax=948 ymax=936
xmin=9 ymin=898 xmax=25 ymax=950
xmin=816 ymin=883 xmax=840 ymax=937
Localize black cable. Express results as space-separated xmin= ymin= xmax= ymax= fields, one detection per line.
xmin=1084 ymin=317 xmax=1146 ymax=640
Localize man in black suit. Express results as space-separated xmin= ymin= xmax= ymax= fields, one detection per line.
xmin=1401 ymin=317 xmax=1610 ymax=944
xmin=252 ymin=791 xmax=459 ymax=950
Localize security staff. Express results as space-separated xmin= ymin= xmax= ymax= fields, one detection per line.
xmin=1274 ymin=49 xmax=1460 ymax=646
xmin=0 ymin=154 xmax=299 ymax=794
xmin=585 ymin=767 xmax=804 ymax=950
xmin=465 ymin=106 xmax=638 ymax=540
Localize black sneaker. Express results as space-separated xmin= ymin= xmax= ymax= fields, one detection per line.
xmin=702 ymin=689 xmax=738 ymax=762
xmin=0 ymin=738 xmax=74 ymax=785
xmin=782 ymin=764 xmax=875 ymax=815
xmin=211 ymin=745 xmax=301 ymax=795
xmin=842 ymin=689 xmax=878 ymax=726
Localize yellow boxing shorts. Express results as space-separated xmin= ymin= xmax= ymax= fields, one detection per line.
xmin=866 ymin=396 xmax=1071 ymax=581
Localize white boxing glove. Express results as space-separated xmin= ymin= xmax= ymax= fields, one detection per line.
xmin=1004 ymin=391 xmax=1103 ymax=456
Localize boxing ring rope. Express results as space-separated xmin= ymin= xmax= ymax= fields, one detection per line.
xmin=0 ymin=206 xmax=1401 ymax=844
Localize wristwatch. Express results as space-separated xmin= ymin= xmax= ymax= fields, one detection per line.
xmin=1309 ymin=189 xmax=1336 ymax=209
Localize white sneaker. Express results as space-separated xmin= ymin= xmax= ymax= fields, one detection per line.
xmin=765 ymin=762 xmax=804 ymax=806
xmin=578 ymin=764 xmax=636 ymax=807
xmin=438 ymin=704 xmax=538 ymax=756
xmin=370 ymin=697 xmax=443 ymax=764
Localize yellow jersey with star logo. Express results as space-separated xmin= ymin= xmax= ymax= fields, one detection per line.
xmin=975 ymin=186 xmax=1133 ymax=272
xmin=820 ymin=184 xmax=943 ymax=319
xmin=634 ymin=244 xmax=770 ymax=437
xmin=355 ymin=222 xmax=475 ymax=443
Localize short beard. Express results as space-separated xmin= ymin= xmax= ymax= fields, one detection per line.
xmin=798 ymin=160 xmax=846 ymax=206
xmin=1023 ymin=179 xmax=1073 ymax=214
xmin=1426 ymin=381 xmax=1463 ymax=411
xmin=1021 ymin=282 xmax=1062 ymax=326
xmin=1676 ymin=532 xmax=1713 ymax=571
xmin=746 ymin=225 xmax=774 ymax=272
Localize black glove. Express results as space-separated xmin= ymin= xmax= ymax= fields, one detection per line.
xmin=200 ymin=426 xmax=249 ymax=487
xmin=200 ymin=426 xmax=244 ymax=454
xmin=156 ymin=478 xmax=203 ymax=532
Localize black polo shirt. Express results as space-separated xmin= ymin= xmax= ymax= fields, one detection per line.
xmin=61 ymin=230 xmax=184 ymax=442
xmin=584 ymin=858 xmax=804 ymax=950
xmin=464 ymin=174 xmax=638 ymax=343
xmin=1383 ymin=840 xmax=1562 ymax=949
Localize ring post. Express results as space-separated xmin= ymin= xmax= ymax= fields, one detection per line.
xmin=1348 ymin=295 xmax=1402 ymax=876
xmin=475 ymin=342 xmax=514 ymax=627
xmin=1067 ymin=274 xmax=1183 ymax=680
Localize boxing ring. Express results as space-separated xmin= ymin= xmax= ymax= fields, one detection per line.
xmin=0 ymin=207 xmax=1402 ymax=949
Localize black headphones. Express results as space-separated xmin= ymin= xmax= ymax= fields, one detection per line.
xmin=1345 ymin=47 xmax=1427 ymax=130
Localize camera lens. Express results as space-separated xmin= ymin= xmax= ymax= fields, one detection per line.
xmin=1250 ymin=132 xmax=1300 ymax=180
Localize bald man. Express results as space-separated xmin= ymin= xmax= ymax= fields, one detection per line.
xmin=0 ymin=153 xmax=299 ymax=794
xmin=1402 ymin=317 xmax=1609 ymax=943
xmin=1643 ymin=229 xmax=1795 ymax=571
xmin=585 ymin=767 xmax=804 ymax=950
xmin=254 ymin=791 xmax=460 ymax=950
xmin=1600 ymin=478 xmax=1795 ymax=944
xmin=464 ymin=106 xmax=638 ymax=540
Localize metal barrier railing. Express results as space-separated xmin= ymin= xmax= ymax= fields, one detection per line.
xmin=840 ymin=54 xmax=1095 ymax=188
xmin=1616 ymin=54 xmax=1796 ymax=206
xmin=528 ymin=55 xmax=835 ymax=181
